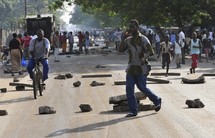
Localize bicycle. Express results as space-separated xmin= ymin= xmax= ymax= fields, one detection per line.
xmin=1 ymin=46 xmax=10 ymax=67
xmin=33 ymin=58 xmax=45 ymax=99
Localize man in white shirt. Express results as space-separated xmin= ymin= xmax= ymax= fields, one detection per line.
xmin=178 ymin=27 xmax=185 ymax=64
xmin=114 ymin=27 xmax=123 ymax=51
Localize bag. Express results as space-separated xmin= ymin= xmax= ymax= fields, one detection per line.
xmin=21 ymin=58 xmax=28 ymax=67
xmin=182 ymin=73 xmax=205 ymax=84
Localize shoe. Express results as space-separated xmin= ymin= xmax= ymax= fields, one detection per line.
xmin=155 ymin=98 xmax=162 ymax=112
xmin=19 ymin=71 xmax=23 ymax=75
xmin=125 ymin=113 xmax=137 ymax=117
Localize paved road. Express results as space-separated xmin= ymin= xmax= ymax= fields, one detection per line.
xmin=0 ymin=50 xmax=215 ymax=138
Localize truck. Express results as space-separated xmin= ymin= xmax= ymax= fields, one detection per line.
xmin=26 ymin=14 xmax=55 ymax=41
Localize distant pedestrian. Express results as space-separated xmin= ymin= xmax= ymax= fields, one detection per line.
xmin=178 ymin=28 xmax=185 ymax=64
xmin=61 ymin=32 xmax=67 ymax=53
xmin=84 ymin=31 xmax=90 ymax=55
xmin=174 ymin=35 xmax=182 ymax=68
xmin=114 ymin=27 xmax=123 ymax=51
xmin=158 ymin=35 xmax=173 ymax=76
xmin=189 ymin=32 xmax=201 ymax=73
xmin=78 ymin=31 xmax=84 ymax=54
xmin=202 ymin=32 xmax=212 ymax=63
xmin=154 ymin=31 xmax=161 ymax=55
xmin=119 ymin=19 xmax=161 ymax=117
xmin=68 ymin=31 xmax=74 ymax=53
xmin=22 ymin=32 xmax=32 ymax=59
xmin=53 ymin=31 xmax=61 ymax=61
xmin=9 ymin=33 xmax=23 ymax=76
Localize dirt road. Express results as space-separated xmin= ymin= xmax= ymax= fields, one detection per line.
xmin=1 ymin=51 xmax=215 ymax=138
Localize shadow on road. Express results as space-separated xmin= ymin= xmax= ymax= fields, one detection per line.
xmin=0 ymin=96 xmax=34 ymax=105
xmin=46 ymin=113 xmax=156 ymax=137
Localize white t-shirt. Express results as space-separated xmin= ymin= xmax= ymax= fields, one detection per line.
xmin=29 ymin=38 xmax=50 ymax=59
xmin=114 ymin=31 xmax=122 ymax=42
xmin=174 ymin=41 xmax=181 ymax=54
xmin=179 ymin=31 xmax=185 ymax=47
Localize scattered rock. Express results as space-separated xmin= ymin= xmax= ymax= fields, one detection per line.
xmin=90 ymin=81 xmax=105 ymax=86
xmin=0 ymin=88 xmax=7 ymax=93
xmin=39 ymin=106 xmax=56 ymax=114
xmin=95 ymin=65 xmax=106 ymax=68
xmin=16 ymin=86 xmax=25 ymax=91
xmin=79 ymin=104 xmax=92 ymax=112
xmin=109 ymin=92 xmax=147 ymax=104
xmin=54 ymin=59 xmax=60 ymax=62
xmin=113 ymin=103 xmax=154 ymax=112
xmin=54 ymin=74 xmax=66 ymax=80
xmin=65 ymin=73 xmax=73 ymax=78
xmin=0 ymin=110 xmax=8 ymax=116
xmin=73 ymin=81 xmax=81 ymax=87
xmin=182 ymin=73 xmax=205 ymax=84
xmin=185 ymin=99 xmax=205 ymax=108
xmin=13 ymin=77 xmax=19 ymax=82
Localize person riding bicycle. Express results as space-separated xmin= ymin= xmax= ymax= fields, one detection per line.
xmin=27 ymin=29 xmax=50 ymax=84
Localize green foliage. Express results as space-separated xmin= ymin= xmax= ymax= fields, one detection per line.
xmin=70 ymin=0 xmax=215 ymax=28
xmin=0 ymin=0 xmax=56 ymax=30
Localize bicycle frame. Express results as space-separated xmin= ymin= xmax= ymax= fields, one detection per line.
xmin=33 ymin=58 xmax=44 ymax=99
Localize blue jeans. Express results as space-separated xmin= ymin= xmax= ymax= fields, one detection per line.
xmin=126 ymin=74 xmax=160 ymax=114
xmin=155 ymin=42 xmax=160 ymax=54
xmin=27 ymin=58 xmax=49 ymax=81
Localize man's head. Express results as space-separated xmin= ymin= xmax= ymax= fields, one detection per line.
xmin=192 ymin=32 xmax=197 ymax=38
xmin=12 ymin=33 xmax=17 ymax=38
xmin=165 ymin=34 xmax=170 ymax=42
xmin=129 ymin=19 xmax=139 ymax=36
xmin=36 ymin=29 xmax=44 ymax=41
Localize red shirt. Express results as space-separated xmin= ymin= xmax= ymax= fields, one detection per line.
xmin=22 ymin=35 xmax=32 ymax=48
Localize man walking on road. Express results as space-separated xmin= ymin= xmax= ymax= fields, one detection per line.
xmin=119 ymin=19 xmax=162 ymax=117
xmin=178 ymin=27 xmax=185 ymax=64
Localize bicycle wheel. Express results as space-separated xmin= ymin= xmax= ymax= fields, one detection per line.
xmin=38 ymin=71 xmax=43 ymax=96
xmin=1 ymin=53 xmax=8 ymax=66
xmin=33 ymin=71 xmax=38 ymax=99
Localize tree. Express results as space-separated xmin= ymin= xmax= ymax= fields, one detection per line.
xmin=51 ymin=0 xmax=215 ymax=28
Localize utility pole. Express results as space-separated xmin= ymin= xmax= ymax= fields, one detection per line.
xmin=25 ymin=0 xmax=27 ymax=19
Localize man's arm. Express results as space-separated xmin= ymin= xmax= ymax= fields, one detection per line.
xmin=44 ymin=39 xmax=50 ymax=58
xmin=157 ymin=42 xmax=163 ymax=58
xmin=118 ymin=39 xmax=127 ymax=52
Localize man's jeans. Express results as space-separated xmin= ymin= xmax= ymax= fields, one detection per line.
xmin=126 ymin=74 xmax=160 ymax=114
xmin=27 ymin=58 xmax=49 ymax=81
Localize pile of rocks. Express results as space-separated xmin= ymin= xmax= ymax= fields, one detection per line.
xmin=109 ymin=92 xmax=154 ymax=112
xmin=54 ymin=72 xmax=73 ymax=80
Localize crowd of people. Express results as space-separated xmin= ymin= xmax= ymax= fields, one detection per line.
xmin=5 ymin=20 xmax=215 ymax=118
xmin=113 ymin=25 xmax=215 ymax=76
